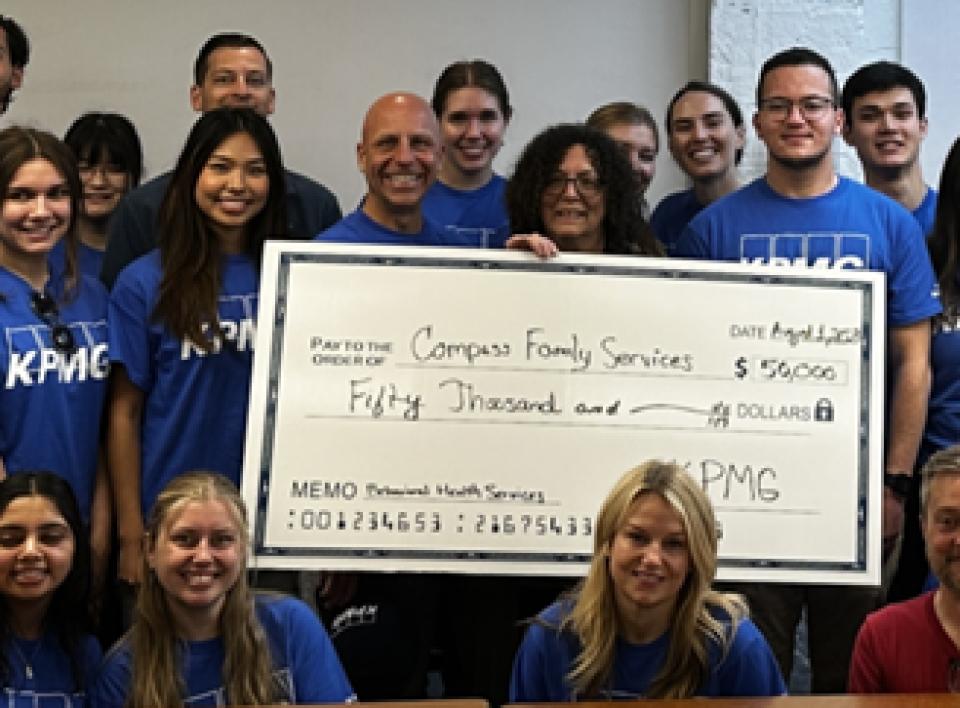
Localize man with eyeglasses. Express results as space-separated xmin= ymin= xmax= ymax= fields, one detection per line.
xmin=0 ymin=15 xmax=28 ymax=115
xmin=99 ymin=32 xmax=342 ymax=289
xmin=849 ymin=445 xmax=960 ymax=693
xmin=676 ymin=46 xmax=940 ymax=693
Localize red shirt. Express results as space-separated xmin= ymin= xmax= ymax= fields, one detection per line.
xmin=849 ymin=591 xmax=960 ymax=693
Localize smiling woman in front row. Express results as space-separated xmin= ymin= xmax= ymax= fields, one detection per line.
xmin=0 ymin=473 xmax=101 ymax=704
xmin=92 ymin=472 xmax=354 ymax=706
xmin=509 ymin=460 xmax=786 ymax=700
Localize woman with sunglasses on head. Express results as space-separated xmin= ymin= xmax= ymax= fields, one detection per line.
xmin=108 ymin=108 xmax=286 ymax=591
xmin=0 ymin=472 xmax=101 ymax=705
xmin=422 ymin=59 xmax=512 ymax=249
xmin=55 ymin=112 xmax=143 ymax=281
xmin=93 ymin=472 xmax=354 ymax=706
xmin=505 ymin=123 xmax=663 ymax=257
xmin=0 ymin=127 xmax=111 ymax=589
xmin=510 ymin=460 xmax=785 ymax=700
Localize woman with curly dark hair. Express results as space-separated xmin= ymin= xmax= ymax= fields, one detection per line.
xmin=506 ymin=124 xmax=662 ymax=256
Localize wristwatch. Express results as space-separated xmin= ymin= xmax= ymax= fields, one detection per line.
xmin=883 ymin=472 xmax=912 ymax=501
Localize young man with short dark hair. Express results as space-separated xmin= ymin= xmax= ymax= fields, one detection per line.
xmin=844 ymin=62 xmax=939 ymax=603
xmin=843 ymin=61 xmax=935 ymax=235
xmin=676 ymin=46 xmax=941 ymax=693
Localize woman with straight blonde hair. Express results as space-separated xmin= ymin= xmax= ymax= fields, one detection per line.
xmin=510 ymin=460 xmax=785 ymax=700
xmin=92 ymin=472 xmax=354 ymax=706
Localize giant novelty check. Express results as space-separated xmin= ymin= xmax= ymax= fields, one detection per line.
xmin=242 ymin=243 xmax=885 ymax=584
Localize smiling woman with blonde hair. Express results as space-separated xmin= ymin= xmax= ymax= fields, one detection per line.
xmin=510 ymin=460 xmax=785 ymax=700
xmin=93 ymin=472 xmax=354 ymax=706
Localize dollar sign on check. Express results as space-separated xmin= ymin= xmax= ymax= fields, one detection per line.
xmin=734 ymin=356 xmax=748 ymax=379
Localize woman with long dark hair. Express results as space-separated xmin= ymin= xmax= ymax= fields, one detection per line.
xmin=0 ymin=472 xmax=100 ymax=703
xmin=108 ymin=107 xmax=287 ymax=588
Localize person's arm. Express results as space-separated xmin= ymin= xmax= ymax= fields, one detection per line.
xmin=505 ymin=234 xmax=559 ymax=258
xmin=508 ymin=623 xmax=563 ymax=701
xmin=108 ymin=366 xmax=146 ymax=585
xmin=884 ymin=319 xmax=931 ymax=548
xmin=89 ymin=642 xmax=133 ymax=708
xmin=281 ymin=597 xmax=356 ymax=702
xmin=89 ymin=449 xmax=111 ymax=604
xmin=714 ymin=618 xmax=787 ymax=696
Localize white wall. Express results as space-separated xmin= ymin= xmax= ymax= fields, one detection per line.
xmin=3 ymin=0 xmax=707 ymax=212
xmin=902 ymin=0 xmax=958 ymax=189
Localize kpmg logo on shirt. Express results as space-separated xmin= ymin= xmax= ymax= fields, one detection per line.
xmin=184 ymin=668 xmax=294 ymax=705
xmin=446 ymin=225 xmax=497 ymax=248
xmin=4 ymin=320 xmax=108 ymax=389
xmin=180 ymin=293 xmax=257 ymax=360
xmin=2 ymin=686 xmax=87 ymax=706
xmin=934 ymin=305 xmax=960 ymax=335
xmin=739 ymin=232 xmax=870 ymax=269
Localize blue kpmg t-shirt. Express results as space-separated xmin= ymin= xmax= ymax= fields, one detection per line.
xmin=108 ymin=250 xmax=258 ymax=516
xmin=316 ymin=208 xmax=474 ymax=247
xmin=926 ymin=305 xmax=960 ymax=455
xmin=0 ymin=267 xmax=108 ymax=521
xmin=92 ymin=596 xmax=356 ymax=707
xmin=49 ymin=241 xmax=104 ymax=284
xmin=913 ymin=187 xmax=937 ymax=238
xmin=421 ymin=174 xmax=510 ymax=248
xmin=675 ymin=176 xmax=941 ymax=327
xmin=649 ymin=188 xmax=706 ymax=256
xmin=2 ymin=632 xmax=101 ymax=707
xmin=509 ymin=601 xmax=785 ymax=700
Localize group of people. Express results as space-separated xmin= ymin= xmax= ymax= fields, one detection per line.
xmin=1 ymin=10 xmax=960 ymax=704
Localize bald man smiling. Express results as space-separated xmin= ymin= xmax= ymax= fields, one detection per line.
xmin=316 ymin=92 xmax=473 ymax=245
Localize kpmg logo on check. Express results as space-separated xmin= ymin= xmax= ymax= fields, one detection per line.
xmin=739 ymin=232 xmax=870 ymax=269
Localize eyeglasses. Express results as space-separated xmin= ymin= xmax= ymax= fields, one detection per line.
xmin=30 ymin=291 xmax=77 ymax=355
xmin=543 ymin=174 xmax=603 ymax=200
xmin=758 ymin=96 xmax=835 ymax=121
xmin=78 ymin=162 xmax=128 ymax=180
